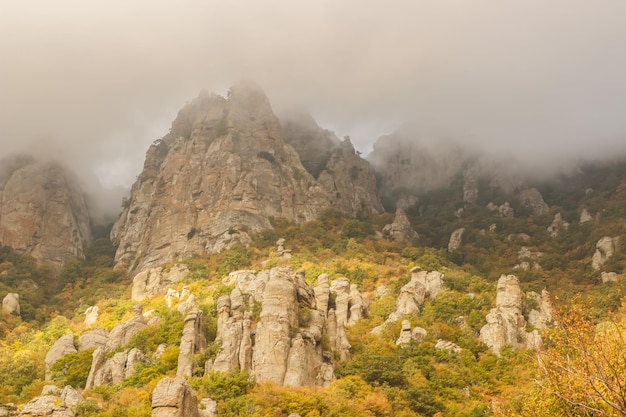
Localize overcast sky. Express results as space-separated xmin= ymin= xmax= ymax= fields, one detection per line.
xmin=2 ymin=0 xmax=626 ymax=191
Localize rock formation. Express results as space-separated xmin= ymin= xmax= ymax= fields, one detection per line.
xmin=479 ymin=275 xmax=541 ymax=355
xmin=448 ymin=228 xmax=465 ymax=252
xmin=83 ymin=306 xmax=98 ymax=327
xmin=85 ymin=347 xmax=148 ymax=389
xmin=579 ymin=208 xmax=593 ymax=224
xmin=45 ymin=335 xmax=77 ymax=379
xmin=395 ymin=320 xmax=413 ymax=345
xmin=19 ymin=385 xmax=84 ymax=417
xmin=372 ymin=267 xmax=444 ymax=334
xmin=463 ymin=167 xmax=479 ymax=204
xmin=151 ymin=377 xmax=200 ymax=417
xmin=111 ymin=82 xmax=381 ymax=271
xmin=208 ymin=267 xmax=362 ymax=387
xmin=592 ymin=236 xmax=620 ymax=271
xmin=176 ymin=309 xmax=207 ymax=378
xmin=104 ymin=305 xmax=147 ymax=351
xmin=526 ymin=290 xmax=553 ymax=330
xmin=435 ymin=340 xmax=462 ymax=353
xmin=2 ymin=293 xmax=20 ymax=315
xmin=382 ymin=209 xmax=419 ymax=242
xmin=601 ymin=271 xmax=619 ymax=283
xmin=77 ymin=328 xmax=109 ymax=351
xmin=0 ymin=157 xmax=91 ymax=272
xmin=131 ymin=265 xmax=189 ymax=302
xmin=547 ymin=213 xmax=569 ymax=238
xmin=517 ymin=188 xmax=549 ymax=215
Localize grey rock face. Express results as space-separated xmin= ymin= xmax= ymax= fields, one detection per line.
xmin=210 ymin=267 xmax=360 ymax=387
xmin=517 ymin=188 xmax=549 ymax=215
xmin=579 ymin=208 xmax=593 ymax=224
xmin=396 ymin=320 xmax=413 ymax=346
xmin=104 ymin=305 xmax=147 ymax=351
xmin=463 ymin=167 xmax=479 ymax=204
xmin=111 ymin=83 xmax=381 ymax=272
xmin=382 ymin=208 xmax=419 ymax=242
xmin=19 ymin=385 xmax=84 ymax=417
xmin=448 ymin=228 xmax=465 ymax=252
xmin=592 ymin=236 xmax=620 ymax=271
xmin=132 ymin=265 xmax=189 ymax=302
xmin=547 ymin=213 xmax=569 ymax=238
xmin=177 ymin=309 xmax=207 ymax=378
xmin=479 ymin=275 xmax=541 ymax=355
xmin=77 ymin=328 xmax=109 ymax=351
xmin=526 ymin=290 xmax=553 ymax=330
xmin=45 ymin=335 xmax=77 ymax=379
xmin=83 ymin=306 xmax=98 ymax=327
xmin=601 ymin=271 xmax=619 ymax=283
xmin=85 ymin=347 xmax=148 ymax=389
xmin=151 ymin=377 xmax=200 ymax=417
xmin=0 ymin=158 xmax=91 ymax=273
xmin=2 ymin=293 xmax=20 ymax=315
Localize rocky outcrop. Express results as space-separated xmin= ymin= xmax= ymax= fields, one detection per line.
xmin=487 ymin=202 xmax=514 ymax=218
xmin=2 ymin=293 xmax=20 ymax=315
xmin=526 ymin=290 xmax=553 ymax=330
xmin=448 ymin=228 xmax=465 ymax=252
xmin=382 ymin=209 xmax=419 ymax=242
xmin=592 ymin=236 xmax=620 ymax=271
xmin=396 ymin=320 xmax=413 ymax=346
xmin=547 ymin=213 xmax=569 ymax=238
xmin=77 ymin=328 xmax=109 ymax=351
xmin=19 ymin=385 xmax=84 ymax=417
xmin=435 ymin=340 xmax=462 ymax=353
xmin=579 ymin=208 xmax=593 ymax=224
xmin=111 ymin=82 xmax=381 ymax=271
xmin=84 ymin=347 xmax=148 ymax=389
xmin=131 ymin=265 xmax=189 ymax=302
xmin=151 ymin=377 xmax=200 ymax=417
xmin=479 ymin=275 xmax=541 ymax=355
xmin=463 ymin=167 xmax=479 ymax=204
xmin=176 ymin=309 xmax=207 ymax=378
xmin=83 ymin=306 xmax=98 ymax=327
xmin=45 ymin=335 xmax=77 ymax=379
xmin=601 ymin=271 xmax=619 ymax=283
xmin=104 ymin=305 xmax=147 ymax=351
xmin=517 ymin=188 xmax=549 ymax=215
xmin=372 ymin=267 xmax=444 ymax=334
xmin=208 ymin=267 xmax=359 ymax=387
xmin=0 ymin=157 xmax=91 ymax=272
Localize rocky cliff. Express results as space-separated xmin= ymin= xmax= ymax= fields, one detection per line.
xmin=112 ymin=82 xmax=381 ymax=271
xmin=0 ymin=156 xmax=91 ymax=272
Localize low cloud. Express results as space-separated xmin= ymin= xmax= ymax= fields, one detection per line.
xmin=2 ymin=1 xmax=626 ymax=216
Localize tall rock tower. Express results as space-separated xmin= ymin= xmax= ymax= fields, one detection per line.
xmin=112 ymin=82 xmax=381 ymax=271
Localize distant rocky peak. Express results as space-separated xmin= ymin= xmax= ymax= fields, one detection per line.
xmin=112 ymin=83 xmax=381 ymax=271
xmin=0 ymin=156 xmax=92 ymax=272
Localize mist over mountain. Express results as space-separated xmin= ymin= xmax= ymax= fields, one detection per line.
xmin=2 ymin=0 xmax=626 ymax=216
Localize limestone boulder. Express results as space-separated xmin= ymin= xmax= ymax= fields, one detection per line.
xmin=77 ymin=328 xmax=109 ymax=351
xmin=382 ymin=209 xmax=419 ymax=242
xmin=132 ymin=265 xmax=189 ymax=302
xmin=592 ymin=236 xmax=620 ymax=271
xmin=83 ymin=306 xmax=98 ymax=327
xmin=45 ymin=335 xmax=77 ymax=378
xmin=517 ymin=188 xmax=549 ymax=215
xmin=105 ymin=305 xmax=147 ymax=351
xmin=2 ymin=293 xmax=20 ymax=315
xmin=448 ymin=228 xmax=465 ymax=252
xmin=547 ymin=213 xmax=569 ymax=238
xmin=177 ymin=309 xmax=207 ymax=378
xmin=396 ymin=320 xmax=413 ymax=346
xmin=151 ymin=377 xmax=200 ymax=417
xmin=579 ymin=208 xmax=593 ymax=224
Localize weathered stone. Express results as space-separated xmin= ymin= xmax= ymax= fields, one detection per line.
xmin=132 ymin=265 xmax=189 ymax=302
xmin=463 ymin=167 xmax=479 ymax=204
xmin=382 ymin=208 xmax=419 ymax=242
xmin=198 ymin=399 xmax=217 ymax=417
xmin=498 ymin=202 xmax=514 ymax=218
xmin=151 ymin=377 xmax=200 ymax=417
xmin=177 ymin=309 xmax=207 ymax=378
xmin=0 ymin=158 xmax=91 ymax=273
xmin=517 ymin=188 xmax=549 ymax=215
xmin=526 ymin=290 xmax=553 ymax=330
xmin=45 ymin=335 xmax=77 ymax=379
xmin=579 ymin=208 xmax=593 ymax=224
xmin=313 ymin=274 xmax=330 ymax=314
xmin=547 ymin=213 xmax=569 ymax=238
xmin=411 ymin=326 xmax=428 ymax=341
xmin=176 ymin=294 xmax=196 ymax=315
xmin=435 ymin=339 xmax=461 ymax=353
xmin=77 ymin=328 xmax=109 ymax=351
xmin=601 ymin=271 xmax=619 ymax=283
xmin=2 ymin=293 xmax=19 ymax=315
xmin=85 ymin=347 xmax=147 ymax=389
xmin=105 ymin=305 xmax=147 ymax=351
xmin=479 ymin=275 xmax=540 ymax=355
xmin=83 ymin=306 xmax=98 ymax=327
xmin=592 ymin=236 xmax=620 ymax=271
xmin=111 ymin=83 xmax=381 ymax=272
xmin=396 ymin=320 xmax=413 ymax=346
xmin=448 ymin=228 xmax=464 ymax=252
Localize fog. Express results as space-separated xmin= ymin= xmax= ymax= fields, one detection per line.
xmin=2 ymin=1 xmax=626 ymax=215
